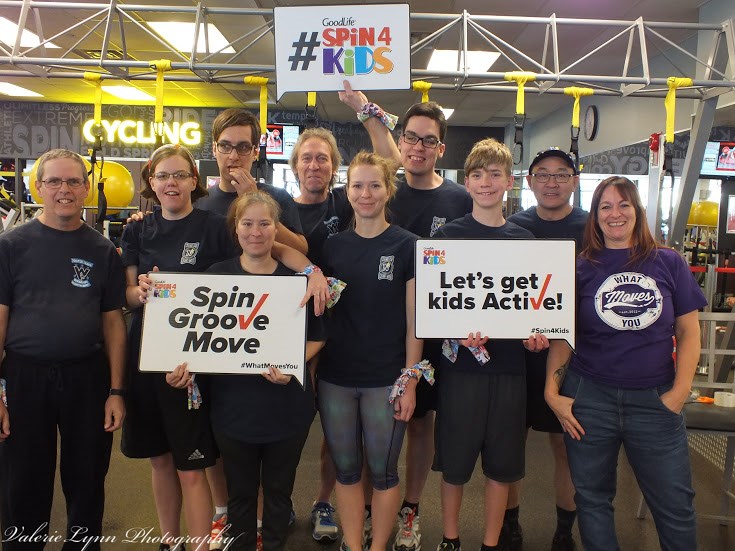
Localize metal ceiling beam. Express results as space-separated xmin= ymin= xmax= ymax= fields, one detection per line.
xmin=0 ymin=2 xmax=732 ymax=94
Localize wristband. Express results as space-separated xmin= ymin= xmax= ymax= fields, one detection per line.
xmin=357 ymin=102 xmax=399 ymax=131
xmin=389 ymin=360 xmax=435 ymax=404
xmin=109 ymin=388 xmax=126 ymax=397
xmin=0 ymin=378 xmax=6 ymax=407
xmin=299 ymin=264 xmax=322 ymax=277
xmin=442 ymin=339 xmax=491 ymax=366
xmin=188 ymin=374 xmax=202 ymax=410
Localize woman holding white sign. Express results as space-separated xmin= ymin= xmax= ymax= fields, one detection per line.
xmin=318 ymin=151 xmax=426 ymax=551
xmin=168 ymin=191 xmax=326 ymax=551
xmin=121 ymin=144 xmax=328 ymax=551
xmin=544 ymin=176 xmax=707 ymax=551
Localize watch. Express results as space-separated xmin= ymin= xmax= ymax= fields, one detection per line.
xmin=584 ymin=105 xmax=599 ymax=141
xmin=109 ymin=388 xmax=126 ymax=396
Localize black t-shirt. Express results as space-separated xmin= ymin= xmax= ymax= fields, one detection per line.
xmin=296 ymin=186 xmax=353 ymax=266
xmin=195 ymin=183 xmax=304 ymax=235
xmin=435 ymin=215 xmax=534 ymax=375
xmin=388 ymin=177 xmax=473 ymax=237
xmin=320 ymin=225 xmax=418 ymax=387
xmin=507 ymin=206 xmax=588 ymax=254
xmin=120 ymin=209 xmax=237 ymax=363
xmin=507 ymin=206 xmax=588 ymax=374
xmin=205 ymin=258 xmax=325 ymax=443
xmin=0 ymin=220 xmax=126 ymax=360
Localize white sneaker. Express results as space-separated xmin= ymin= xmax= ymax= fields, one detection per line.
xmin=393 ymin=506 xmax=421 ymax=551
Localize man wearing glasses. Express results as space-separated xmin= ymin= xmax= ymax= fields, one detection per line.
xmin=340 ymin=83 xmax=471 ymax=551
xmin=503 ymin=148 xmax=587 ymax=551
xmin=196 ymin=108 xmax=307 ymax=254
xmin=0 ymin=149 xmax=127 ymax=549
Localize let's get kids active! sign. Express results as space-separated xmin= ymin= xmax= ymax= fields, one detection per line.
xmin=139 ymin=273 xmax=308 ymax=386
xmin=273 ymin=4 xmax=410 ymax=98
xmin=415 ymin=239 xmax=576 ymax=349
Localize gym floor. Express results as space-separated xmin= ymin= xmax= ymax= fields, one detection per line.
xmin=44 ymin=417 xmax=734 ymax=550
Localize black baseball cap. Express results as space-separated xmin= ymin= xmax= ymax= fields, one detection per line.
xmin=528 ymin=148 xmax=578 ymax=175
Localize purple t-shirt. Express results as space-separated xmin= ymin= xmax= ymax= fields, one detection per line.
xmin=570 ymin=247 xmax=707 ymax=389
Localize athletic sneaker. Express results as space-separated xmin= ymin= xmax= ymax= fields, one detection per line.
xmin=499 ymin=523 xmax=523 ymax=551
xmin=393 ymin=506 xmax=421 ymax=551
xmin=363 ymin=509 xmax=372 ymax=549
xmin=311 ymin=501 xmax=339 ymax=542
xmin=435 ymin=542 xmax=461 ymax=551
xmin=209 ymin=514 xmax=228 ymax=550
xmin=550 ymin=533 xmax=576 ymax=551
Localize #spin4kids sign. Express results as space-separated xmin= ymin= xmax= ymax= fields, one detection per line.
xmin=273 ymin=4 xmax=410 ymax=98
xmin=139 ymin=272 xmax=308 ymax=385
xmin=415 ymin=239 xmax=576 ymax=349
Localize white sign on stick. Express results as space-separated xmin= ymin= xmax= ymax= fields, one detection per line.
xmin=273 ymin=4 xmax=410 ymax=99
xmin=139 ymin=272 xmax=308 ymax=385
xmin=415 ymin=239 xmax=576 ymax=349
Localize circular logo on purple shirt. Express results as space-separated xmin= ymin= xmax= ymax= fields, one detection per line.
xmin=594 ymin=272 xmax=662 ymax=330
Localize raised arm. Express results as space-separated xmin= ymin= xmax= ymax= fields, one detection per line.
xmin=339 ymin=80 xmax=401 ymax=164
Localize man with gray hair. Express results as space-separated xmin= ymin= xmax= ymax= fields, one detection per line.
xmin=0 ymin=149 xmax=127 ymax=550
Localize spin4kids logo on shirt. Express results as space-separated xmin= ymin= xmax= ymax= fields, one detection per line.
xmin=595 ymin=272 xmax=662 ymax=330
xmin=274 ymin=4 xmax=411 ymax=98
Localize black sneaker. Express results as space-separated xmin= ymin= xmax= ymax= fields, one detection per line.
xmin=498 ymin=523 xmax=522 ymax=551
xmin=551 ymin=533 xmax=576 ymax=551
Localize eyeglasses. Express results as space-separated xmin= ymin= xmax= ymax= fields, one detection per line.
xmin=41 ymin=178 xmax=86 ymax=188
xmin=531 ymin=173 xmax=574 ymax=184
xmin=152 ymin=171 xmax=194 ymax=183
xmin=216 ymin=141 xmax=255 ymax=155
xmin=402 ymin=132 xmax=442 ymax=149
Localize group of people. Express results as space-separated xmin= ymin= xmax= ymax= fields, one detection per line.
xmin=0 ymin=82 xmax=705 ymax=551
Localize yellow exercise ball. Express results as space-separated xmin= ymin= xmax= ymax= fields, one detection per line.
xmin=692 ymin=200 xmax=719 ymax=227
xmin=687 ymin=202 xmax=697 ymax=225
xmin=28 ymin=156 xmax=98 ymax=207
xmin=94 ymin=160 xmax=135 ymax=214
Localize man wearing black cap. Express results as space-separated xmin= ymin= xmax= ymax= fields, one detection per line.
xmin=503 ymin=148 xmax=588 ymax=551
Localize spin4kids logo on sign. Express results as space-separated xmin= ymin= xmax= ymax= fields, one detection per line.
xmin=274 ymin=4 xmax=411 ymax=98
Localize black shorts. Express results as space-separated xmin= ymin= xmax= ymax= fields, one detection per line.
xmin=433 ymin=368 xmax=526 ymax=484
xmin=525 ymin=350 xmax=563 ymax=433
xmin=413 ymin=339 xmax=442 ymax=418
xmin=121 ymin=367 xmax=217 ymax=471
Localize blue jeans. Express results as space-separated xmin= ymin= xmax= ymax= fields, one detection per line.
xmin=561 ymin=370 xmax=696 ymax=551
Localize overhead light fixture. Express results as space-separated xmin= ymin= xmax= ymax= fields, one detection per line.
xmin=427 ymin=50 xmax=500 ymax=73
xmin=147 ymin=22 xmax=235 ymax=54
xmin=0 ymin=83 xmax=42 ymax=97
xmin=441 ymin=108 xmax=454 ymax=120
xmin=102 ymin=85 xmax=155 ymax=101
xmin=0 ymin=16 xmax=59 ymax=48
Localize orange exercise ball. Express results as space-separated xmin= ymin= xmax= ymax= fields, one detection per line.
xmin=28 ymin=156 xmax=98 ymax=207
xmin=692 ymin=200 xmax=719 ymax=227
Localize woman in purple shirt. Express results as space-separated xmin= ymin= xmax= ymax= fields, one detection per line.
xmin=544 ymin=176 xmax=706 ymax=551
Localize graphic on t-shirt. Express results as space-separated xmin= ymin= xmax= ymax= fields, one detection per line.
xmin=594 ymin=272 xmax=662 ymax=330
xmin=430 ymin=216 xmax=447 ymax=237
xmin=324 ymin=215 xmax=340 ymax=236
xmin=378 ymin=255 xmax=395 ymax=281
xmin=181 ymin=242 xmax=200 ymax=265
xmin=71 ymin=257 xmax=93 ymax=288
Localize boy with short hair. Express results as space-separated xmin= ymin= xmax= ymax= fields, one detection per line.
xmin=432 ymin=138 xmax=539 ymax=551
